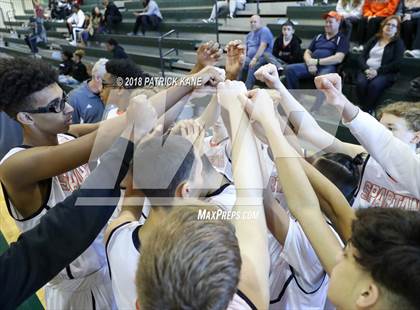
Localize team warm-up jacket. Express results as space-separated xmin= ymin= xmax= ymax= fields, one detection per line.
xmin=0 ymin=137 xmax=133 ymax=309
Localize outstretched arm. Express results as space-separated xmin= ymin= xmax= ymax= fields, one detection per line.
xmin=254 ymin=64 xmax=364 ymax=156
xmin=314 ymin=73 xmax=420 ymax=198
xmin=218 ymin=80 xmax=270 ymax=309
xmin=241 ymin=88 xmax=342 ymax=275
xmin=0 ymin=130 xmax=134 ymax=309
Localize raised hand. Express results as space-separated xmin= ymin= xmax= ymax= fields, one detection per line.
xmin=225 ymin=40 xmax=246 ymax=79
xmin=171 ymin=119 xmax=205 ymax=155
xmin=254 ymin=63 xmax=282 ymax=90
xmin=314 ymin=74 xmax=345 ymax=109
xmin=192 ymin=65 xmax=226 ymax=87
xmin=238 ymin=89 xmax=277 ymax=125
xmin=216 ymin=80 xmax=248 ymax=110
xmin=196 ymin=41 xmax=223 ymax=69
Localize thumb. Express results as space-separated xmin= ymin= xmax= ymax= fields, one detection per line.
xmin=237 ymin=94 xmax=253 ymax=113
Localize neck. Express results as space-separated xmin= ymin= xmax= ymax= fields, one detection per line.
xmin=326 ymin=30 xmax=338 ymax=38
xmin=139 ymin=207 xmax=169 ymax=243
xmin=87 ymin=79 xmax=99 ymax=94
xmin=22 ymin=126 xmax=59 ymax=147
xmin=381 ymin=35 xmax=392 ymax=43
xmin=202 ymin=167 xmax=229 ymax=196
xmin=284 ymin=35 xmax=292 ymax=42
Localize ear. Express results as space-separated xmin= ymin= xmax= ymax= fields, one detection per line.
xmin=411 ymin=131 xmax=420 ymax=145
xmin=16 ymin=112 xmax=34 ymax=126
xmin=355 ymin=283 xmax=380 ymax=309
xmin=175 ymin=181 xmax=190 ymax=198
xmin=135 ymin=299 xmax=140 ymax=310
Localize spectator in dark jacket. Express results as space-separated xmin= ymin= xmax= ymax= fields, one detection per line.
xmin=0 ymin=136 xmax=133 ymax=310
xmin=71 ymin=49 xmax=89 ymax=82
xmin=102 ymin=0 xmax=122 ymax=33
xmin=264 ymin=20 xmax=302 ymax=72
xmin=59 ymin=50 xmax=74 ymax=75
xmin=106 ymin=38 xmax=128 ymax=59
xmin=356 ymin=15 xmax=405 ymax=112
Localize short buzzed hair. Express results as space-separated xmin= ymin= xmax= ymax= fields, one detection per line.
xmin=133 ymin=135 xmax=196 ymax=199
xmin=136 ymin=205 xmax=241 ymax=309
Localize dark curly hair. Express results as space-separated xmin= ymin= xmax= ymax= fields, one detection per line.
xmin=0 ymin=58 xmax=58 ymax=118
xmin=351 ymin=208 xmax=420 ymax=309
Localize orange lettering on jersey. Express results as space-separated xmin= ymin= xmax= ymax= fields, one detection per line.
xmin=360 ymin=182 xmax=419 ymax=211
xmin=361 ymin=181 xmax=373 ymax=201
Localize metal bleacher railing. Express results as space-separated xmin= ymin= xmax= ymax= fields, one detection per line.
xmin=158 ymin=29 xmax=178 ymax=77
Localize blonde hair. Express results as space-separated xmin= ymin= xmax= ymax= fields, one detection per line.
xmin=74 ymin=49 xmax=85 ymax=59
xmin=378 ymin=101 xmax=420 ymax=132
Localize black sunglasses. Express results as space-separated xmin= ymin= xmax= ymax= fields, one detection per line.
xmin=23 ymin=95 xmax=67 ymax=114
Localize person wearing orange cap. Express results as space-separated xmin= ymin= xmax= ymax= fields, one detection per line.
xmin=284 ymin=11 xmax=349 ymax=111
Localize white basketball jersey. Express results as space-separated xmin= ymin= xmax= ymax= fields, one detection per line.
xmin=203 ymin=136 xmax=233 ymax=181
xmin=0 ymin=134 xmax=107 ymax=279
xmin=352 ymin=155 xmax=420 ymax=210
xmin=106 ymin=221 xmax=142 ymax=309
xmin=268 ymin=219 xmax=329 ymax=310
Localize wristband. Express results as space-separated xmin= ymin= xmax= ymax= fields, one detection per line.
xmin=317 ymin=58 xmax=320 ymax=66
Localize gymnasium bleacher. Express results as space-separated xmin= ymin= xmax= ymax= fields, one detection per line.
xmin=0 ymin=0 xmax=419 ymax=142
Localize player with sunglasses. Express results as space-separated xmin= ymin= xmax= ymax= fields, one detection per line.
xmin=0 ymin=56 xmax=225 ymax=309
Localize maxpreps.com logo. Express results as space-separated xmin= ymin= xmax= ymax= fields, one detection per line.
xmin=197 ymin=209 xmax=259 ymax=221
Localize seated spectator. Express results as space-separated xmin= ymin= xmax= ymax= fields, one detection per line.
xmin=106 ymin=38 xmax=129 ymax=59
xmin=68 ymin=58 xmax=108 ymax=124
xmin=24 ymin=16 xmax=47 ymax=58
xmin=51 ymin=0 xmax=72 ymax=20
xmin=263 ymin=20 xmax=302 ymax=72
xmin=59 ymin=50 xmax=74 ymax=75
xmin=129 ymin=0 xmax=162 ymax=36
xmin=71 ymin=49 xmax=90 ymax=83
xmin=80 ymin=14 xmax=93 ymax=47
xmin=102 ymin=0 xmax=122 ymax=34
xmin=284 ymin=12 xmax=349 ymax=91
xmin=32 ymin=0 xmax=46 ymax=20
xmin=66 ymin=4 xmax=85 ymax=45
xmin=402 ymin=0 xmax=420 ymax=58
xmin=80 ymin=7 xmax=104 ymax=46
xmin=336 ymin=0 xmax=364 ymax=41
xmin=239 ymin=15 xmax=274 ymax=89
xmin=202 ymin=0 xmax=247 ymax=23
xmin=356 ymin=15 xmax=404 ymax=113
xmin=354 ymin=0 xmax=400 ymax=51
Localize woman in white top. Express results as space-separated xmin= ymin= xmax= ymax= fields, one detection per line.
xmin=356 ymin=15 xmax=405 ymax=113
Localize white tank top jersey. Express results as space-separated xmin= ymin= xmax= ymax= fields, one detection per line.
xmin=106 ymin=221 xmax=257 ymax=310
xmin=268 ymin=219 xmax=329 ymax=310
xmin=344 ymin=110 xmax=420 ymax=211
xmin=106 ymin=221 xmax=142 ymax=310
xmin=352 ymin=154 xmax=420 ymax=210
xmin=0 ymin=134 xmax=107 ymax=280
xmin=203 ymin=135 xmax=233 ymax=181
